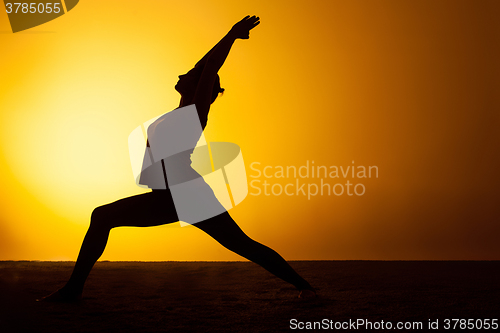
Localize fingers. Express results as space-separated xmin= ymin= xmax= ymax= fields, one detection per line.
xmin=238 ymin=15 xmax=250 ymax=24
xmin=232 ymin=15 xmax=260 ymax=39
xmin=242 ymin=15 xmax=260 ymax=23
xmin=249 ymin=15 xmax=259 ymax=24
xmin=244 ymin=15 xmax=260 ymax=30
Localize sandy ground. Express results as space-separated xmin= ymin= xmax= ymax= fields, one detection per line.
xmin=0 ymin=261 xmax=499 ymax=332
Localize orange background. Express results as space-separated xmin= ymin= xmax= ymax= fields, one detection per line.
xmin=1 ymin=0 xmax=499 ymax=260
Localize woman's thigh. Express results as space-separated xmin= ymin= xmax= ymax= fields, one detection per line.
xmin=98 ymin=190 xmax=179 ymax=228
xmin=193 ymin=212 xmax=248 ymax=243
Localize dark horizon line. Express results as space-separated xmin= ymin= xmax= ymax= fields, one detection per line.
xmin=1 ymin=259 xmax=499 ymax=262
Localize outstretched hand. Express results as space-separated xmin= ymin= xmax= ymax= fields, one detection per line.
xmin=230 ymin=15 xmax=260 ymax=39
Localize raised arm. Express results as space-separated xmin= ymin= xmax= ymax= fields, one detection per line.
xmin=194 ymin=15 xmax=260 ymax=69
xmin=193 ymin=36 xmax=223 ymax=69
xmin=193 ymin=16 xmax=260 ymax=126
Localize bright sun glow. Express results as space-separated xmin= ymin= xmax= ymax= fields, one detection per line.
xmin=1 ymin=0 xmax=499 ymax=261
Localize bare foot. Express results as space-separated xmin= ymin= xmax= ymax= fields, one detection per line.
xmin=298 ymin=289 xmax=317 ymax=299
xmin=36 ymin=289 xmax=82 ymax=303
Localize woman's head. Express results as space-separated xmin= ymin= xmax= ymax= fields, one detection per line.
xmin=175 ymin=67 xmax=224 ymax=104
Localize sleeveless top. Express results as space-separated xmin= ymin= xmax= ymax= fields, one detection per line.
xmin=129 ymin=104 xmax=228 ymax=224
xmin=138 ymin=104 xmax=205 ymax=189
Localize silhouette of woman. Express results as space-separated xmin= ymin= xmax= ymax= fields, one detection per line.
xmin=38 ymin=16 xmax=315 ymax=302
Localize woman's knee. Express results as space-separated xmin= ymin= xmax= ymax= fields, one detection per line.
xmin=196 ymin=213 xmax=263 ymax=253
xmin=90 ymin=205 xmax=114 ymax=230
